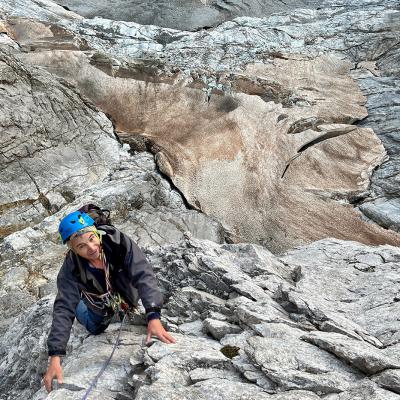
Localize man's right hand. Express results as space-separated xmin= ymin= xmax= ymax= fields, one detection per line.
xmin=43 ymin=356 xmax=63 ymax=393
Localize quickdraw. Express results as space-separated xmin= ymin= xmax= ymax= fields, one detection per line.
xmin=106 ymin=292 xmax=130 ymax=321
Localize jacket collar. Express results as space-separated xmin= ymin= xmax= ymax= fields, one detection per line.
xmin=68 ymin=250 xmax=106 ymax=293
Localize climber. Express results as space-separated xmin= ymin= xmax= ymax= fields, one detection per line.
xmin=43 ymin=210 xmax=175 ymax=393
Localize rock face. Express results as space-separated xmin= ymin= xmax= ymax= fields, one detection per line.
xmin=0 ymin=47 xmax=120 ymax=236
xmin=2 ymin=233 xmax=400 ymax=400
xmin=0 ymin=1 xmax=400 ymax=400
xmin=357 ymin=74 xmax=400 ymax=232
xmin=0 ymin=297 xmax=54 ymax=399
xmin=58 ymin=0 xmax=321 ymax=31
xmin=0 ymin=23 xmax=225 ymax=243
xmin=280 ymin=239 xmax=400 ymax=347
xmin=1 ymin=0 xmax=399 ymax=252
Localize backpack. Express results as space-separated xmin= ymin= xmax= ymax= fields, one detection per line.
xmin=78 ymin=204 xmax=112 ymax=227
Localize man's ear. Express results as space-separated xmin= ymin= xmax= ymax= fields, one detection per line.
xmin=67 ymin=240 xmax=77 ymax=254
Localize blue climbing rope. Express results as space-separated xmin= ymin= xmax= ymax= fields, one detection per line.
xmin=81 ymin=312 xmax=127 ymax=400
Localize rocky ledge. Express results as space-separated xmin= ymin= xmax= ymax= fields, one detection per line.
xmin=1 ymin=230 xmax=400 ymax=400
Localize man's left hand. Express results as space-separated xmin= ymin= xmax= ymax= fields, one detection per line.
xmin=146 ymin=319 xmax=176 ymax=345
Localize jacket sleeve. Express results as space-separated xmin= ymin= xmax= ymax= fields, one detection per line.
xmin=112 ymin=228 xmax=163 ymax=313
xmin=47 ymin=256 xmax=81 ymax=356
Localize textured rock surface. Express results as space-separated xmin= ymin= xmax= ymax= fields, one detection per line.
xmin=245 ymin=335 xmax=361 ymax=393
xmin=357 ymin=74 xmax=400 ymax=232
xmin=0 ymin=47 xmax=119 ymax=236
xmin=0 ymin=149 xmax=225 ymax=336
xmin=280 ymin=239 xmax=400 ymax=347
xmin=302 ymin=331 xmax=400 ymax=374
xmin=0 ymin=297 xmax=53 ymax=400
xmin=0 ymin=30 xmax=225 ymax=242
xmin=203 ymin=318 xmax=242 ymax=340
xmin=1 ymin=5 xmax=399 ymax=251
xmin=35 ymin=50 xmax=397 ymax=253
xmin=2 ymin=236 xmax=400 ymax=399
xmin=373 ymin=369 xmax=400 ymax=394
xmin=325 ymin=380 xmax=400 ymax=400
xmin=58 ymin=0 xmax=320 ymax=31
xmin=0 ymin=1 xmax=400 ymax=400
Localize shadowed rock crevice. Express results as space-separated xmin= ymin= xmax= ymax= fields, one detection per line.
xmin=281 ymin=126 xmax=358 ymax=178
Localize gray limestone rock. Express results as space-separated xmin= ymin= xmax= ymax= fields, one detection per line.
xmin=2 ymin=0 xmax=400 ymax=250
xmin=245 ymin=336 xmax=362 ymax=394
xmin=356 ymin=74 xmax=400 ymax=231
xmin=59 ymin=150 xmax=227 ymax=247
xmin=1 ymin=2 xmax=400 ymax=399
xmin=280 ymin=239 xmax=400 ymax=346
xmin=233 ymin=296 xmax=297 ymax=329
xmin=270 ymin=392 xmax=321 ymax=400
xmin=220 ymin=330 xmax=256 ymax=349
xmin=165 ymin=287 xmax=228 ymax=323
xmin=373 ymin=369 xmax=400 ymax=394
xmin=1 ymin=236 xmax=400 ymax=399
xmin=360 ymin=197 xmax=400 ymax=232
xmin=177 ymin=319 xmax=206 ymax=337
xmin=189 ymin=367 xmax=243 ymax=383
xmin=56 ymin=0 xmax=320 ymax=31
xmin=0 ymin=297 xmax=53 ymax=400
xmin=232 ymin=351 xmax=277 ymax=392
xmin=324 ymin=379 xmax=400 ymax=400
xmin=31 ymin=322 xmax=145 ymax=400
xmin=0 ymin=47 xmax=120 ymax=237
xmin=3 ymin=1 xmax=394 ymax=73
xmin=0 ymin=149 xmax=226 ymax=327
xmin=142 ymin=334 xmax=232 ymax=389
xmin=191 ymin=377 xmax=272 ymax=399
xmin=302 ymin=331 xmax=400 ymax=374
xmin=203 ymin=318 xmax=242 ymax=340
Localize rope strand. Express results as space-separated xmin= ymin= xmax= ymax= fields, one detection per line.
xmin=80 ymin=312 xmax=127 ymax=400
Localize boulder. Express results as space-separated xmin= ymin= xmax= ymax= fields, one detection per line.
xmin=203 ymin=318 xmax=242 ymax=340
xmin=280 ymin=238 xmax=400 ymax=346
xmin=302 ymin=331 xmax=400 ymax=374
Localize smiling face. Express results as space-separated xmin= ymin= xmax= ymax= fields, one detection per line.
xmin=70 ymin=231 xmax=101 ymax=262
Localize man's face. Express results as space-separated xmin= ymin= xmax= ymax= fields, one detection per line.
xmin=70 ymin=231 xmax=101 ymax=261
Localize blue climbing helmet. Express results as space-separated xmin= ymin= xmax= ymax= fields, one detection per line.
xmin=58 ymin=211 xmax=95 ymax=244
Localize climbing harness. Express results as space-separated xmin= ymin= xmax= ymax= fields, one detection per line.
xmin=107 ymin=292 xmax=130 ymax=315
xmin=80 ymin=312 xmax=127 ymax=400
xmin=81 ymin=248 xmax=129 ymax=315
